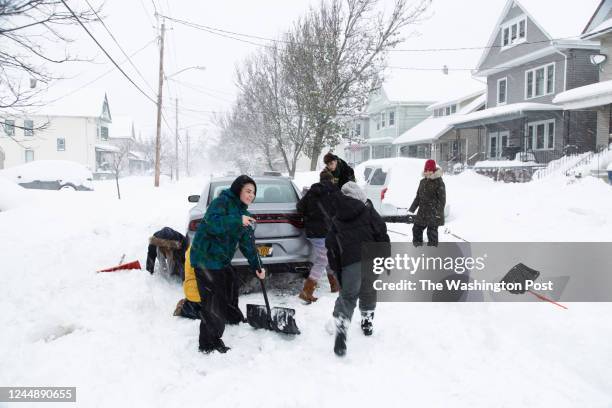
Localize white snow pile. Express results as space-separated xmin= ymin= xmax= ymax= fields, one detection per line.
xmin=0 ymin=177 xmax=30 ymax=211
xmin=0 ymin=160 xmax=94 ymax=188
xmin=1 ymin=174 xmax=612 ymax=407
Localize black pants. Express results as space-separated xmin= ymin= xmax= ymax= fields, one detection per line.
xmin=413 ymin=224 xmax=439 ymax=246
xmin=179 ymin=300 xmax=201 ymax=320
xmin=194 ymin=266 xmax=244 ymax=349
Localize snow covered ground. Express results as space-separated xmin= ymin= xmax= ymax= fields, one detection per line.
xmin=1 ymin=171 xmax=612 ymax=408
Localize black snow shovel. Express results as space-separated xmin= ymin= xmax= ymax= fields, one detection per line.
xmin=500 ymin=263 xmax=567 ymax=310
xmin=245 ymin=227 xmax=301 ymax=335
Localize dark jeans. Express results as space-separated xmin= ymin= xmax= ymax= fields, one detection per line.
xmin=333 ymin=262 xmax=377 ymax=322
xmin=194 ymin=266 xmax=244 ymax=349
xmin=413 ymin=224 xmax=439 ymax=247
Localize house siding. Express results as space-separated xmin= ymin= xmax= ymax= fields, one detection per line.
xmin=565 ymin=48 xmax=600 ymax=90
xmin=487 ymin=54 xmax=566 ymax=107
xmin=479 ymin=4 xmax=551 ymax=71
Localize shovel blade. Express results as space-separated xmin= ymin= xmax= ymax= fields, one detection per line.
xmin=500 ymin=263 xmax=540 ymax=294
xmin=246 ymin=304 xmax=301 ymax=335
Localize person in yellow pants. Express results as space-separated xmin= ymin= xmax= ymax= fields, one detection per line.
xmin=173 ymin=246 xmax=202 ymax=319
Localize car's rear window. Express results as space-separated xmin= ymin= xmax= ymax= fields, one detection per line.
xmin=207 ymin=179 xmax=298 ymax=205
xmin=368 ymin=168 xmax=387 ymax=186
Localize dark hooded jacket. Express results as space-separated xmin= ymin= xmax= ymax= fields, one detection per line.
xmin=326 ymin=195 xmax=390 ymax=276
xmin=296 ymin=180 xmax=340 ymax=238
xmin=328 ymin=157 xmax=356 ymax=189
xmin=408 ymin=167 xmax=446 ymax=227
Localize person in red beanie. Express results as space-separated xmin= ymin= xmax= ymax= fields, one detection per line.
xmin=408 ymin=159 xmax=446 ymax=246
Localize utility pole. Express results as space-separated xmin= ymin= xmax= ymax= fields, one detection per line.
xmin=186 ymin=130 xmax=190 ymax=177
xmin=154 ymin=21 xmax=165 ymax=187
xmin=175 ymin=98 xmax=179 ymax=181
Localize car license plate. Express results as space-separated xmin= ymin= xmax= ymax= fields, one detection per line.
xmin=257 ymin=245 xmax=273 ymax=257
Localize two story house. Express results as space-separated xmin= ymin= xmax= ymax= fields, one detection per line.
xmin=452 ymin=0 xmax=601 ymax=166
xmin=554 ymin=0 xmax=612 ymax=152
xmin=0 ymin=88 xmax=124 ymax=176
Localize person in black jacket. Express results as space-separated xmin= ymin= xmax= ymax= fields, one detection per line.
xmin=409 ymin=159 xmax=446 ymax=247
xmin=323 ymin=152 xmax=356 ymax=189
xmin=296 ymin=170 xmax=341 ymax=303
xmin=326 ymin=182 xmax=390 ymax=357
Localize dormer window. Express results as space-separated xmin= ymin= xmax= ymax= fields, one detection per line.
xmin=501 ymin=17 xmax=526 ymax=48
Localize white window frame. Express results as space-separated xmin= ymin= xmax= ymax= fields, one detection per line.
xmin=526 ymin=119 xmax=555 ymax=151
xmin=4 ymin=119 xmax=15 ymax=136
xmin=501 ymin=16 xmax=527 ymax=49
xmin=100 ymin=125 xmax=109 ymax=140
xmin=525 ymin=63 xmax=555 ymax=100
xmin=380 ymin=112 xmax=386 ymax=128
xmin=57 ymin=138 xmax=65 ymax=151
xmin=487 ymin=130 xmax=510 ymax=159
xmin=497 ymin=77 xmax=508 ymax=105
xmin=354 ymin=122 xmax=361 ymax=137
xmin=24 ymin=119 xmax=34 ymax=136
xmin=25 ymin=149 xmax=34 ymax=162
xmin=388 ymin=111 xmax=395 ymax=127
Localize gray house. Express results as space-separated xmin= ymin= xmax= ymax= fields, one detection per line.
xmin=554 ymin=0 xmax=612 ymax=151
xmin=453 ymin=0 xmax=601 ymax=166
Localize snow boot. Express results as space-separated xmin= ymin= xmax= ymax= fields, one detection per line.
xmin=214 ymin=339 xmax=230 ymax=354
xmin=327 ymin=273 xmax=340 ymax=293
xmin=173 ymin=298 xmax=186 ymax=317
xmin=299 ymin=278 xmax=318 ymax=303
xmin=334 ymin=317 xmax=349 ymax=357
xmin=360 ymin=311 xmax=374 ymax=336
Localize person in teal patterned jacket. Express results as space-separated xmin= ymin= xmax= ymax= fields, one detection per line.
xmin=190 ymin=175 xmax=265 ymax=354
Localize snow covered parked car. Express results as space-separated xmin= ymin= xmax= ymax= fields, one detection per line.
xmin=186 ymin=175 xmax=311 ymax=274
xmin=357 ymin=158 xmax=450 ymax=218
xmin=0 ymin=160 xmax=94 ymax=191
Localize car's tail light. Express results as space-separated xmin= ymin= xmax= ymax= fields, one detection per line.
xmin=253 ymin=213 xmax=304 ymax=228
xmin=188 ymin=218 xmax=201 ymax=232
xmin=381 ymin=187 xmax=388 ymax=201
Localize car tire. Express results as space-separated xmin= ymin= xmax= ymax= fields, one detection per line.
xmin=59 ymin=183 xmax=77 ymax=191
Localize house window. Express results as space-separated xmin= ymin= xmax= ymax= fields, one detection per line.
xmin=526 ymin=120 xmax=555 ymax=150
xmin=4 ymin=119 xmax=15 ymax=136
xmin=380 ymin=112 xmax=386 ymax=128
xmin=24 ymin=119 xmax=34 ymax=136
xmin=57 ymin=138 xmax=65 ymax=151
xmin=501 ymin=17 xmax=527 ymax=47
xmin=451 ymin=105 xmax=457 ymax=114
xmin=526 ymin=63 xmax=554 ymax=99
xmin=376 ymin=120 xmax=380 ymax=130
xmin=488 ymin=131 xmax=510 ymax=158
xmin=100 ymin=126 xmax=109 ymax=140
xmin=389 ymin=111 xmax=395 ymax=126
xmin=497 ymin=77 xmax=507 ymax=105
xmin=25 ymin=149 xmax=34 ymax=162
xmin=445 ymin=106 xmax=451 ymax=116
xmin=354 ymin=123 xmax=361 ymax=137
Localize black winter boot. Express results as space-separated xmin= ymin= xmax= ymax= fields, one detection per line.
xmin=360 ymin=311 xmax=374 ymax=336
xmin=334 ymin=317 xmax=348 ymax=357
xmin=214 ymin=339 xmax=230 ymax=353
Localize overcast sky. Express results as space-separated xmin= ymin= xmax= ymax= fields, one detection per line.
xmin=42 ymin=0 xmax=592 ymax=143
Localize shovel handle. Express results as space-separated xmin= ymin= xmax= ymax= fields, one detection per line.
xmin=258 ymin=278 xmax=273 ymax=317
xmin=248 ymin=228 xmax=273 ymax=321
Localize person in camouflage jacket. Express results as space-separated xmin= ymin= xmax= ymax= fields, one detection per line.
xmin=190 ymin=175 xmax=265 ymax=354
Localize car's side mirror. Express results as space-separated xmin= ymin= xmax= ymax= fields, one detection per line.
xmin=188 ymin=195 xmax=200 ymax=203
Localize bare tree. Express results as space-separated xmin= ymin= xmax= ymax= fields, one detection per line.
xmin=287 ymin=0 xmax=431 ymax=170
xmin=0 ymin=0 xmax=99 ymax=109
xmin=110 ymin=139 xmax=131 ymax=199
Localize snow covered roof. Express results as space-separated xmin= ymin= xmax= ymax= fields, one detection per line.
xmin=452 ymin=102 xmax=562 ymax=127
xmin=95 ymin=144 xmax=120 ymax=153
xmin=394 ymin=95 xmax=486 ymax=145
xmin=515 ymin=0 xmax=600 ymax=40
xmin=129 ymin=151 xmax=146 ymax=161
xmin=380 ymin=71 xmax=485 ymax=104
xmin=476 ymin=0 xmax=600 ymax=71
xmin=427 ymin=89 xmax=486 ymax=111
xmin=111 ymin=116 xmax=135 ymax=140
xmin=553 ymin=79 xmax=612 ymax=110
xmin=28 ymin=88 xmax=111 ymax=119
xmin=366 ymin=136 xmax=395 ymax=145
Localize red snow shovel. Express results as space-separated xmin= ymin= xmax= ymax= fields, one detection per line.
xmin=97 ymin=260 xmax=142 ymax=273
xmin=500 ymin=263 xmax=567 ymax=310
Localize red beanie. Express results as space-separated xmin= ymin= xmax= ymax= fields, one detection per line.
xmin=424 ymin=159 xmax=437 ymax=172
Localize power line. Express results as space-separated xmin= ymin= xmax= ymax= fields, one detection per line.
xmin=84 ymin=0 xmax=157 ymax=95
xmin=160 ymin=14 xmax=583 ymax=53
xmin=60 ymin=0 xmax=158 ymax=106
